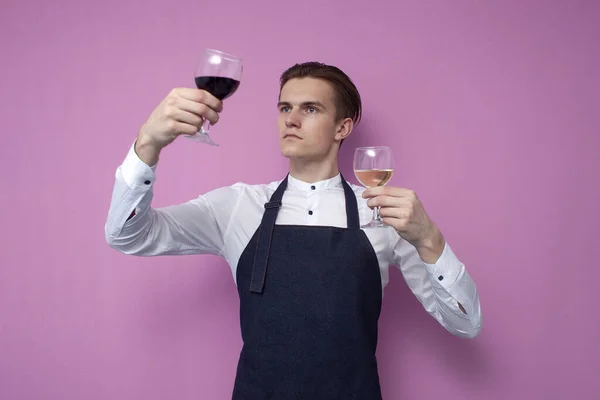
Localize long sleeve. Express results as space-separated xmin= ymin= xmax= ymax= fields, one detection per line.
xmin=391 ymin=231 xmax=482 ymax=338
xmin=104 ymin=142 xmax=240 ymax=258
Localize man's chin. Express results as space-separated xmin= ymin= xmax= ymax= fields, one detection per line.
xmin=279 ymin=144 xmax=299 ymax=159
xmin=280 ymin=150 xmax=295 ymax=160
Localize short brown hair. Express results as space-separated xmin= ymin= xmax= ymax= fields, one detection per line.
xmin=279 ymin=62 xmax=362 ymax=125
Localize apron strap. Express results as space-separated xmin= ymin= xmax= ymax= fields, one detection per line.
xmin=249 ymin=173 xmax=360 ymax=293
xmin=340 ymin=174 xmax=360 ymax=229
xmin=249 ymin=176 xmax=288 ymax=293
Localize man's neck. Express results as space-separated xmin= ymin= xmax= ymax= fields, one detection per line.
xmin=288 ymin=157 xmax=339 ymax=184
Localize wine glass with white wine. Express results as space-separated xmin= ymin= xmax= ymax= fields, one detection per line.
xmin=353 ymin=146 xmax=394 ymax=228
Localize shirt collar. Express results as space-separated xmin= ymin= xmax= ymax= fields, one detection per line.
xmin=287 ymin=173 xmax=342 ymax=192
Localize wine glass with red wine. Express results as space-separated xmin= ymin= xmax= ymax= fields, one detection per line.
xmin=186 ymin=48 xmax=242 ymax=146
xmin=353 ymin=146 xmax=394 ymax=228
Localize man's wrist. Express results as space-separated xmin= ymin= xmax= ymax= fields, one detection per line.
xmin=134 ymin=134 xmax=162 ymax=167
xmin=416 ymin=224 xmax=445 ymax=264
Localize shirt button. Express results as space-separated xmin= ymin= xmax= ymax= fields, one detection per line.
xmin=308 ymin=210 xmax=313 ymax=215
xmin=144 ymin=180 xmax=151 ymax=185
xmin=311 ymin=185 xmax=315 ymax=190
xmin=438 ymin=276 xmax=444 ymax=281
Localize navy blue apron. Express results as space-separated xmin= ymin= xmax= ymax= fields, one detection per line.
xmin=232 ymin=174 xmax=383 ymax=399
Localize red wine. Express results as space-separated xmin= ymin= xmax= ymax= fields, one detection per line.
xmin=194 ymin=76 xmax=240 ymax=100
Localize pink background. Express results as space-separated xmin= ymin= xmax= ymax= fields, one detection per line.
xmin=1 ymin=0 xmax=599 ymax=398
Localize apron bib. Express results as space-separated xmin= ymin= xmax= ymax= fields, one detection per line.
xmin=232 ymin=175 xmax=383 ymax=399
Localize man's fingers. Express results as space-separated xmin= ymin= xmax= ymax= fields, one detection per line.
xmin=172 ymin=109 xmax=204 ymax=127
xmin=381 ymin=217 xmax=408 ymax=231
xmin=362 ymin=186 xmax=416 ymax=199
xmin=175 ymin=88 xmax=223 ymax=112
xmin=172 ymin=121 xmax=200 ymax=136
xmin=176 ymin=97 xmax=207 ymax=115
xmin=379 ymin=207 xmax=410 ymax=220
xmin=165 ymin=98 xmax=220 ymax=125
xmin=366 ymin=195 xmax=411 ymax=209
xmin=195 ymin=104 xmax=220 ymax=125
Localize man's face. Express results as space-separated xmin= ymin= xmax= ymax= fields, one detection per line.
xmin=277 ymin=77 xmax=342 ymax=160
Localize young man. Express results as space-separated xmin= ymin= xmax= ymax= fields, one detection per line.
xmin=105 ymin=62 xmax=481 ymax=399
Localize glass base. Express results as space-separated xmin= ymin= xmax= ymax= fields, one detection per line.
xmin=185 ymin=128 xmax=219 ymax=146
xmin=361 ymin=219 xmax=387 ymax=228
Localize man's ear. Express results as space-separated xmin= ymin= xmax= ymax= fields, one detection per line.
xmin=334 ymin=117 xmax=354 ymax=142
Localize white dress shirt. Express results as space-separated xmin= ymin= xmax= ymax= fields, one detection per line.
xmin=105 ymin=143 xmax=482 ymax=338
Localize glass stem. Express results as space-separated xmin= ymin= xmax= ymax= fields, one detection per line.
xmin=373 ymin=206 xmax=382 ymax=222
xmin=201 ymin=118 xmax=212 ymax=134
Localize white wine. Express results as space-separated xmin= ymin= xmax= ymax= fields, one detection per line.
xmin=354 ymin=169 xmax=394 ymax=188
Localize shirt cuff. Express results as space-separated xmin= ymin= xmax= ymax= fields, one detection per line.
xmin=422 ymin=242 xmax=463 ymax=288
xmin=119 ymin=140 xmax=157 ymax=189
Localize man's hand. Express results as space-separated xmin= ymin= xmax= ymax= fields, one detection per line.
xmin=135 ymin=88 xmax=224 ymax=166
xmin=362 ymin=186 xmax=445 ymax=264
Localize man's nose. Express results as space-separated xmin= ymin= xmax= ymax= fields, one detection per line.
xmin=285 ymin=109 xmax=301 ymax=128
